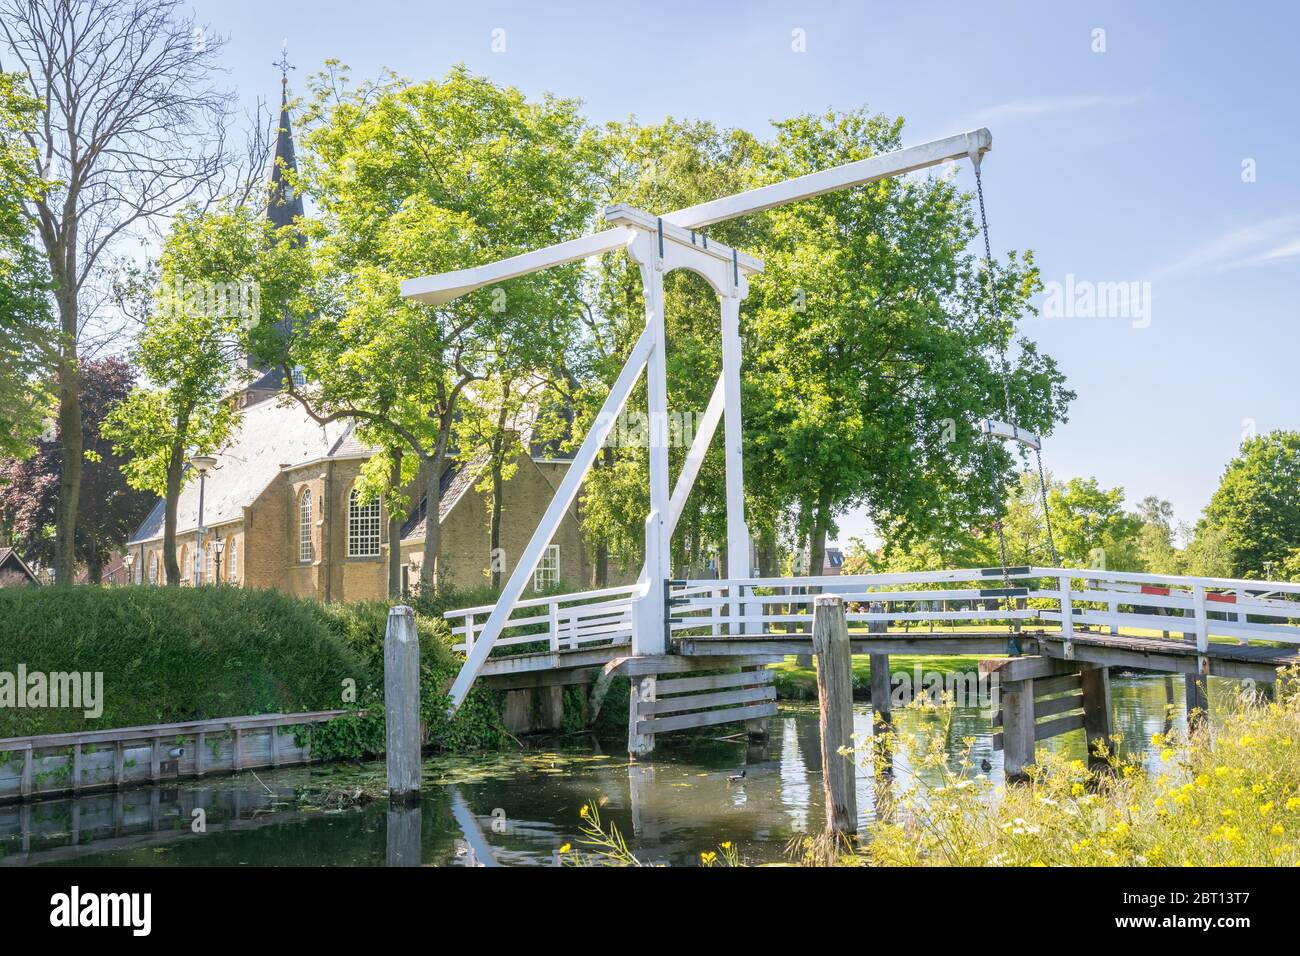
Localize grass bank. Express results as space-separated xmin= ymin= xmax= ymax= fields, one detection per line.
xmin=0 ymin=586 xmax=507 ymax=756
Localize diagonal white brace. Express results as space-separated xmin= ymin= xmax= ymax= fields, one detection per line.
xmin=667 ymin=373 xmax=724 ymax=535
xmin=445 ymin=326 xmax=654 ymax=710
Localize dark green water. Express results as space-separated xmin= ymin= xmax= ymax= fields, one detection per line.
xmin=0 ymin=674 xmax=1243 ymax=867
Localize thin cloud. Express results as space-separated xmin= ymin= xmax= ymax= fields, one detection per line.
xmin=969 ymin=89 xmax=1154 ymax=125
xmin=1153 ymin=216 xmax=1300 ymax=277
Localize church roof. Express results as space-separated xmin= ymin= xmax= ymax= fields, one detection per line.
xmin=398 ymin=453 xmax=490 ymax=542
xmin=127 ymin=399 xmax=367 ymax=545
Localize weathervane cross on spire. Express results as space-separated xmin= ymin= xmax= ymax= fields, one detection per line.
xmin=274 ymin=40 xmax=295 ymax=93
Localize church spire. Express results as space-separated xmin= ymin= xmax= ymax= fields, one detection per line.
xmin=244 ymin=44 xmax=306 ymax=394
xmin=268 ymin=42 xmax=302 ymax=230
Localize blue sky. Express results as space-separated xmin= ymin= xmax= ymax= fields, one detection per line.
xmin=193 ymin=0 xmax=1298 ymax=547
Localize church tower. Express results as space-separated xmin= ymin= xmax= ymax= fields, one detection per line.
xmin=244 ymin=45 xmax=306 ymax=407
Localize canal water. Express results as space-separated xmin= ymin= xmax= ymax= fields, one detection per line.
xmin=0 ymin=674 xmax=1241 ymax=867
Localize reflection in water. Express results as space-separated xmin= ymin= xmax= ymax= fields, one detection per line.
xmin=0 ymin=674 xmax=1250 ymax=867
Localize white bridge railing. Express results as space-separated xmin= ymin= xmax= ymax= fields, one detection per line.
xmin=442 ymin=568 xmax=1300 ymax=671
xmin=445 ymin=584 xmax=638 ymax=656
xmin=667 ymin=567 xmax=1300 ymax=654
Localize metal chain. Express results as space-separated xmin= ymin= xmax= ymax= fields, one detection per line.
xmin=973 ymin=160 xmax=1012 ymax=588
xmin=973 ymin=163 xmax=1014 ymax=423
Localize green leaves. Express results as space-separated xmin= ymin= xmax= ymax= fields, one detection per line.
xmin=0 ymin=69 xmax=53 ymax=458
xmin=1197 ymin=430 xmax=1300 ymax=577
xmin=746 ymin=108 xmax=1070 ymax=551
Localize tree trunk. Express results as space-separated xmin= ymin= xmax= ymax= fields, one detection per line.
xmin=420 ymin=455 xmax=441 ymax=590
xmin=86 ymin=549 xmax=102 ymax=585
xmin=809 ymin=487 xmax=834 ymax=581
xmin=53 ymin=315 xmax=82 ymax=585
xmin=757 ymin=524 xmax=778 ymax=577
xmin=489 ymin=451 xmax=504 ymax=590
xmin=387 ymin=448 xmax=402 ymax=598
xmin=162 ymin=443 xmax=185 ymax=586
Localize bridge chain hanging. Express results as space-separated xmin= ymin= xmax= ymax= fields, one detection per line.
xmin=971 ymin=157 xmax=1060 ymax=573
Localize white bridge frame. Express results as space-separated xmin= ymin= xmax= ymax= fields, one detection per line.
xmin=404 ymin=130 xmax=994 ymax=710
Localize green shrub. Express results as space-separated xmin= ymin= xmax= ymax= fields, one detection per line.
xmin=0 ymin=586 xmax=508 ymax=755
xmin=0 ymin=585 xmax=363 ymax=737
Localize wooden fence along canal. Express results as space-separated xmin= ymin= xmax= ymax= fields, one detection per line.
xmin=0 ymin=710 xmax=350 ymax=803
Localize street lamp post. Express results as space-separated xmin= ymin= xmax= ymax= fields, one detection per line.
xmin=214 ymin=538 xmax=225 ymax=584
xmin=123 ymin=552 xmax=134 ymax=587
xmin=189 ymin=455 xmax=218 ymax=586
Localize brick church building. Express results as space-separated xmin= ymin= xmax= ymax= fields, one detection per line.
xmin=126 ymin=81 xmax=603 ymax=601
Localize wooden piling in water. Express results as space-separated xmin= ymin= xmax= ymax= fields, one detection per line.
xmin=1080 ymin=665 xmax=1113 ymax=766
xmin=812 ymin=594 xmax=857 ymax=836
xmin=742 ymin=665 xmax=770 ymax=740
xmin=384 ymin=605 xmax=421 ymax=803
xmin=1185 ymin=673 xmax=1209 ymax=732
xmin=628 ymin=676 xmax=657 ymax=757
xmin=869 ymin=654 xmax=891 ymax=724
xmin=1000 ymin=678 xmax=1036 ymax=782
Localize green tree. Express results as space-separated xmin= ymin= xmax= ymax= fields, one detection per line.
xmin=746 ymin=109 xmax=1072 ymax=577
xmin=282 ymin=64 xmax=596 ymax=589
xmin=1047 ymin=477 xmax=1141 ymax=570
xmin=1132 ymin=495 xmax=1185 ymax=575
xmin=1 ymin=0 xmax=235 ymax=583
xmin=1195 ymin=430 xmax=1300 ymax=577
xmin=0 ymin=69 xmax=51 ymax=458
xmin=103 ymin=204 xmax=304 ymax=584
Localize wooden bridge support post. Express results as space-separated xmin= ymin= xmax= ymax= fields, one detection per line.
xmin=1000 ymin=678 xmax=1036 ymax=782
xmin=1185 ymin=674 xmax=1209 ymax=732
xmin=1080 ymin=665 xmax=1113 ymax=766
xmin=869 ymin=654 xmax=892 ymax=726
xmin=384 ymin=605 xmax=422 ymax=803
xmin=742 ymin=665 xmax=769 ymax=740
xmin=812 ymin=595 xmax=857 ymax=835
xmin=628 ymin=675 xmax=657 ymax=758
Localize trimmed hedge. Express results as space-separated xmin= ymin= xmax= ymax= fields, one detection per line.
xmin=0 ymin=586 xmax=507 ymax=754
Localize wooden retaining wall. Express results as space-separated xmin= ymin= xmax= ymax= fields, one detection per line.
xmin=0 ymin=710 xmax=352 ymax=803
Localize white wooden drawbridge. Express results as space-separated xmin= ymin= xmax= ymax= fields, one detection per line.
xmin=401 ymin=129 xmax=1300 ymax=757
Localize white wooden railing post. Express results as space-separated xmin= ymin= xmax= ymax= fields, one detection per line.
xmin=1060 ymin=573 xmax=1074 ymax=660
xmin=1193 ymin=584 xmax=1210 ymax=676
xmin=463 ymin=613 xmax=475 ymax=656
xmin=1235 ymin=586 xmax=1246 ymax=644
xmin=549 ymin=600 xmax=561 ymax=653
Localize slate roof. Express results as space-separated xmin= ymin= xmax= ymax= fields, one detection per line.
xmin=127 ymin=399 xmax=368 ymax=545
xmin=398 ymin=453 xmax=490 ymax=542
